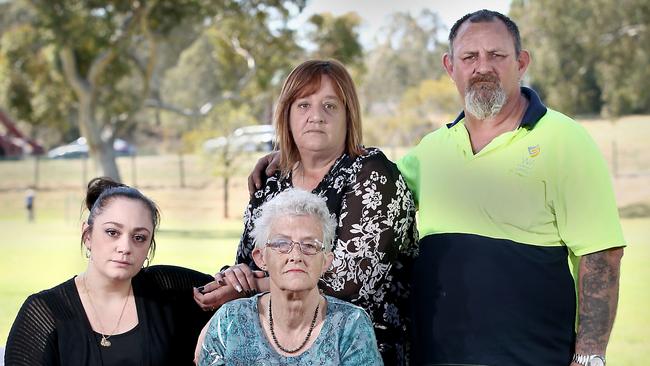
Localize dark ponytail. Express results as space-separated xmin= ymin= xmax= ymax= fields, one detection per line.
xmin=84 ymin=177 xmax=127 ymax=211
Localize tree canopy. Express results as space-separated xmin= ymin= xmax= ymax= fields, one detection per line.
xmin=510 ymin=0 xmax=650 ymax=117
xmin=0 ymin=0 xmax=306 ymax=179
xmin=1 ymin=0 xmax=646 ymax=175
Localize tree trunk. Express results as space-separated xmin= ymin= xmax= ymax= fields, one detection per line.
xmin=223 ymin=176 xmax=229 ymax=219
xmin=59 ymin=48 xmax=121 ymax=182
xmin=223 ymin=155 xmax=231 ymax=218
xmin=78 ymin=95 xmax=121 ymax=181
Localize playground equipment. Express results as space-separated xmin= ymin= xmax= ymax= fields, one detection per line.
xmin=0 ymin=109 xmax=44 ymax=158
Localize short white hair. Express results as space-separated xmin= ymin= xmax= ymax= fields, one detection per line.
xmin=251 ymin=189 xmax=337 ymax=252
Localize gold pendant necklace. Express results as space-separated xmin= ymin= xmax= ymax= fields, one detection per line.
xmin=82 ymin=274 xmax=131 ymax=347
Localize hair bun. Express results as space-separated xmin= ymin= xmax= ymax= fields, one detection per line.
xmin=85 ymin=177 xmax=126 ymax=210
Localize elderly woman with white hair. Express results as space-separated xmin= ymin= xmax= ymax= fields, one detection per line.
xmin=197 ymin=189 xmax=382 ymax=365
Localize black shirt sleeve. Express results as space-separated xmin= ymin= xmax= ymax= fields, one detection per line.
xmin=5 ymin=294 xmax=60 ymax=366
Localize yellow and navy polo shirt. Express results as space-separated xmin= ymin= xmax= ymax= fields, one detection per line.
xmin=397 ymin=87 xmax=625 ymax=365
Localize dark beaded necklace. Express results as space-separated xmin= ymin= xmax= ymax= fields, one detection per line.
xmin=268 ymin=296 xmax=320 ymax=354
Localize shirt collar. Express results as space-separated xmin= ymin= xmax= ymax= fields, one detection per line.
xmin=446 ymin=86 xmax=547 ymax=129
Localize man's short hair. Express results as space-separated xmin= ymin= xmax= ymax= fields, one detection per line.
xmin=448 ymin=9 xmax=521 ymax=56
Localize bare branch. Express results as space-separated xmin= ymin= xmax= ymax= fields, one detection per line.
xmin=143 ymin=93 xmax=244 ymax=118
xmin=123 ymin=3 xmax=158 ymax=118
xmin=87 ymin=2 xmax=150 ymax=86
xmin=136 ymin=2 xmax=158 ymax=103
xmin=228 ymin=36 xmax=256 ymax=91
xmin=144 ymin=34 xmax=256 ymax=118
xmin=87 ymin=50 xmax=118 ymax=88
xmin=600 ymin=24 xmax=647 ymax=44
xmin=58 ymin=47 xmax=90 ymax=97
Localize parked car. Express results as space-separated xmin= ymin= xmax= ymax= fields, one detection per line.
xmin=203 ymin=124 xmax=275 ymax=154
xmin=47 ymin=137 xmax=136 ymax=159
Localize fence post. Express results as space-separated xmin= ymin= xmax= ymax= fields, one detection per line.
xmin=33 ymin=155 xmax=40 ymax=189
xmin=178 ymin=152 xmax=186 ymax=188
xmin=612 ymin=139 xmax=619 ymax=178
xmin=131 ymin=154 xmax=137 ymax=187
xmin=82 ymin=156 xmax=88 ymax=189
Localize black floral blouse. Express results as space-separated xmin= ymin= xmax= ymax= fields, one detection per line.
xmin=236 ymin=147 xmax=419 ymax=365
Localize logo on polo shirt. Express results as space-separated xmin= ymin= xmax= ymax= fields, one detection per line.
xmin=514 ymin=145 xmax=541 ymax=176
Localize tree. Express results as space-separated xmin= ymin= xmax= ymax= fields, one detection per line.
xmin=1 ymin=0 xmax=306 ymax=181
xmin=359 ymin=9 xmax=449 ymax=147
xmin=183 ymin=102 xmax=257 ymax=217
xmin=31 ymin=1 xmax=172 ymax=180
xmin=155 ymin=6 xmax=304 ymax=128
xmin=364 ymin=76 xmax=459 ymax=147
xmin=306 ymin=12 xmax=364 ymax=71
xmin=510 ymin=0 xmax=650 ymax=116
xmin=361 ymin=10 xmax=446 ymax=115
xmin=151 ymin=6 xmax=305 ymax=215
xmin=0 ymin=3 xmax=77 ymax=145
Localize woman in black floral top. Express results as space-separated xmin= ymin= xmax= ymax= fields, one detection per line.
xmin=194 ymin=59 xmax=418 ymax=365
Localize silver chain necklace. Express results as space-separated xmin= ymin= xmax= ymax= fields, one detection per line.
xmin=268 ymin=296 xmax=320 ymax=354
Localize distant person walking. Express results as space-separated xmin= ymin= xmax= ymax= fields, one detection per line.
xmin=24 ymin=188 xmax=34 ymax=222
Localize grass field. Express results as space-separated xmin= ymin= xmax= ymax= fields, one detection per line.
xmin=1 ymin=189 xmax=649 ymax=363
xmin=1 ymin=116 xmax=649 ymax=361
xmin=0 ymin=186 xmax=245 ymax=346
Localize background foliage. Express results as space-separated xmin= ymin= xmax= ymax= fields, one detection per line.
xmin=510 ymin=0 xmax=650 ymax=117
xmin=2 ymin=0 xmax=647 ymax=178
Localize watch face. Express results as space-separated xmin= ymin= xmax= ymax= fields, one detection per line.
xmin=588 ymin=356 xmax=605 ymax=366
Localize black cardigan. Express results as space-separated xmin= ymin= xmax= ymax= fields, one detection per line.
xmin=5 ymin=265 xmax=214 ymax=366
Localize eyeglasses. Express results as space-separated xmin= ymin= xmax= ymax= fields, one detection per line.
xmin=265 ymin=238 xmax=324 ymax=255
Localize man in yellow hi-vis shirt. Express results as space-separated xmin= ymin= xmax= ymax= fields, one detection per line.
xmin=398 ymin=9 xmax=624 ymax=366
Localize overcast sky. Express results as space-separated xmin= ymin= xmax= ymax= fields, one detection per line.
xmin=290 ymin=0 xmax=511 ymax=48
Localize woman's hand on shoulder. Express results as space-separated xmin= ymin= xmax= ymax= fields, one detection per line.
xmin=248 ymin=151 xmax=281 ymax=195
xmin=192 ymin=264 xmax=268 ymax=311
xmin=193 ymin=281 xmax=241 ymax=311
xmin=217 ymin=264 xmax=260 ymax=293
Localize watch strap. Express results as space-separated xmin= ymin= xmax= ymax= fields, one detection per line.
xmin=573 ymin=353 xmax=606 ymax=366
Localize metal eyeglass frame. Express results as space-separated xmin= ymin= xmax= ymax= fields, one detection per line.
xmin=265 ymin=239 xmax=324 ymax=255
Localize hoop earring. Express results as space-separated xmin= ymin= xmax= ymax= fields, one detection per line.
xmin=143 ymin=257 xmax=150 ymax=268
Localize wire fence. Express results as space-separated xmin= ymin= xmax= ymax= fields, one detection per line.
xmin=0 ymin=153 xmax=266 ymax=191
xmin=1 ymin=127 xmax=649 ymax=193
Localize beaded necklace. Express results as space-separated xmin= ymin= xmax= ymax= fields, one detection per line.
xmin=268 ymin=296 xmax=320 ymax=354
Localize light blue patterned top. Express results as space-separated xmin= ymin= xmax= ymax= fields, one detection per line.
xmin=198 ymin=294 xmax=383 ymax=366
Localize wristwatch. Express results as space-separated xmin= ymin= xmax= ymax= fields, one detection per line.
xmin=573 ymin=354 xmax=606 ymax=366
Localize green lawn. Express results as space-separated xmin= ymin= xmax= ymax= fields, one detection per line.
xmin=2 ymin=216 xmax=648 ymax=363
xmin=0 ymin=188 xmax=244 ymax=346
xmin=606 ymin=218 xmax=650 ymax=363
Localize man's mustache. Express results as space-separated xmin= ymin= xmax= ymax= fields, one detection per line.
xmin=469 ymin=74 xmax=500 ymax=88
